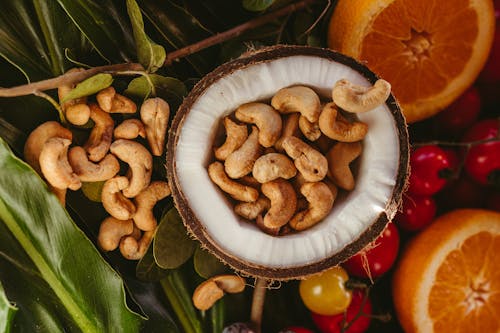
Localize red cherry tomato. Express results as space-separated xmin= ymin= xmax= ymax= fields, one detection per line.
xmin=311 ymin=289 xmax=372 ymax=333
xmin=434 ymin=87 xmax=481 ymax=136
xmin=478 ymin=24 xmax=500 ymax=84
xmin=343 ymin=223 xmax=399 ymax=279
xmin=408 ymin=145 xmax=453 ymax=196
xmin=462 ymin=119 xmax=500 ymax=185
xmin=394 ymin=194 xmax=436 ymax=232
xmin=281 ymin=327 xmax=314 ymax=333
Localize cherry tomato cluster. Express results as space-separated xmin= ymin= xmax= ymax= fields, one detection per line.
xmin=284 ymin=6 xmax=499 ymax=331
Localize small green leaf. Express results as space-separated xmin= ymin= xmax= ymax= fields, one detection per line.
xmin=0 ymin=281 xmax=17 ymax=333
xmin=126 ymin=0 xmax=166 ymax=73
xmin=61 ymin=73 xmax=113 ymax=103
xmin=136 ymin=244 xmax=171 ymax=282
xmin=193 ymin=246 xmax=229 ymax=279
xmin=80 ymin=181 xmax=105 ymax=202
xmin=242 ymin=0 xmax=276 ymax=12
xmin=153 ymin=208 xmax=196 ymax=269
xmin=124 ymin=74 xmax=186 ymax=106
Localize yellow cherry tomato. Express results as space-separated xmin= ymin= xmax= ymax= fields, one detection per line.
xmin=299 ymin=266 xmax=352 ymax=316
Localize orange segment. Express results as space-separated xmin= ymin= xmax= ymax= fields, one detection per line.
xmin=328 ymin=0 xmax=495 ymax=123
xmin=392 ymin=209 xmax=500 ymax=333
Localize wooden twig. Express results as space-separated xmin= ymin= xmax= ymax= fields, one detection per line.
xmin=164 ymin=0 xmax=320 ymax=65
xmin=250 ymin=278 xmax=268 ymax=333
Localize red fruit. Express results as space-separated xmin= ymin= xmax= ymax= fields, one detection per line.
xmin=343 ymin=223 xmax=399 ymax=279
xmin=434 ymin=87 xmax=481 ymax=135
xmin=437 ymin=175 xmax=486 ymax=209
xmin=478 ymin=24 xmax=500 ymax=84
xmin=312 ymin=290 xmax=372 ymax=333
xmin=486 ymin=191 xmax=500 ymax=211
xmin=462 ymin=119 xmax=500 ymax=185
xmin=408 ymin=145 xmax=454 ymax=196
xmin=394 ymin=194 xmax=437 ymax=232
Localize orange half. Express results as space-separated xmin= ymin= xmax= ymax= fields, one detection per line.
xmin=328 ymin=0 xmax=495 ymax=123
xmin=392 ymin=209 xmax=500 ymax=333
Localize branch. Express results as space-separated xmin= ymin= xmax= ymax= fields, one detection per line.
xmin=0 ymin=63 xmax=144 ymax=98
xmin=164 ymin=0 xmax=320 ymax=65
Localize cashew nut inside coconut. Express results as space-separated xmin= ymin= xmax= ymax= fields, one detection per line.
xmin=289 ymin=182 xmax=337 ymax=231
xmin=110 ymin=139 xmax=153 ymax=198
xmin=252 ymin=153 xmax=296 ymax=183
xmin=235 ymin=102 xmax=282 ymax=147
xmin=282 ymin=136 xmax=328 ymax=182
xmin=208 ymin=162 xmax=259 ymax=202
xmin=39 ymin=137 xmax=81 ymax=191
xmin=133 ymin=181 xmax=171 ymax=231
xmin=224 ymin=126 xmax=263 ymax=179
xmin=327 ymin=141 xmax=363 ymax=191
xmin=274 ymin=113 xmax=300 ymax=151
xmin=318 ymin=102 xmax=368 ymax=142
xmin=271 ymin=85 xmax=321 ymax=123
xmin=214 ymin=117 xmax=248 ymax=161
xmin=261 ymin=179 xmax=297 ymax=229
xmin=332 ymin=78 xmax=391 ymax=113
xmin=140 ymin=97 xmax=170 ymax=156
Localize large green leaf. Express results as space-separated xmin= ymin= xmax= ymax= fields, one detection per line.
xmin=0 ymin=280 xmax=17 ymax=333
xmin=0 ymin=138 xmax=143 ymax=332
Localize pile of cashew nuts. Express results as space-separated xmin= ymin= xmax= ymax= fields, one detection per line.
xmin=209 ymin=78 xmax=391 ymax=235
xmin=24 ymin=72 xmax=171 ymax=260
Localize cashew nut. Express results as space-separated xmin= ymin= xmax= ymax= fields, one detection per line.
xmin=58 ymin=68 xmax=87 ymax=112
xmin=66 ymin=103 xmax=91 ymax=126
xmin=114 ymin=119 xmax=146 ymax=139
xmin=318 ymin=102 xmax=368 ymax=142
xmin=332 ymin=79 xmax=391 ymax=113
xmin=133 ymin=181 xmax=171 ymax=231
xmin=24 ymin=121 xmax=73 ymax=175
xmin=208 ymin=162 xmax=259 ymax=202
xmin=214 ymin=117 xmax=248 ymax=161
xmin=234 ymin=197 xmax=270 ymax=220
xmin=110 ymin=139 xmax=153 ymax=198
xmin=224 ymin=126 xmax=263 ymax=179
xmin=119 ymin=230 xmax=154 ymax=260
xmin=192 ymin=275 xmax=245 ymax=311
xmin=84 ymin=104 xmax=114 ymax=162
xmin=39 ymin=137 xmax=81 ymax=191
xmin=282 ymin=136 xmax=328 ymax=182
xmin=274 ymin=113 xmax=300 ymax=151
xmin=101 ymin=176 xmax=136 ymax=220
xmin=271 ymin=86 xmax=321 ymax=123
xmin=252 ymin=153 xmax=296 ymax=183
xmin=68 ymin=147 xmax=120 ymax=182
xmin=235 ymin=102 xmax=282 ymax=147
xmin=326 ymin=142 xmax=363 ymax=191
xmin=140 ymin=97 xmax=170 ymax=156
xmin=255 ymin=214 xmax=280 ymax=236
xmin=261 ymin=179 xmax=297 ymax=229
xmin=298 ymin=115 xmax=321 ymax=141
xmin=97 ymin=86 xmax=137 ymax=114
xmin=289 ymin=182 xmax=336 ymax=231
xmin=97 ymin=217 xmax=134 ymax=251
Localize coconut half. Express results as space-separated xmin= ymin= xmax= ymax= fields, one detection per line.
xmin=166 ymin=45 xmax=409 ymax=280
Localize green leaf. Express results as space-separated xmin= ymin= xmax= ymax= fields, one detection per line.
xmin=126 ymin=0 xmax=166 ymax=73
xmin=55 ymin=0 xmax=135 ymax=63
xmin=0 ymin=281 xmax=17 ymax=333
xmin=209 ymin=298 xmax=226 ymax=333
xmin=124 ymin=74 xmax=187 ymax=106
xmin=153 ymin=208 xmax=196 ymax=269
xmin=136 ymin=244 xmax=171 ymax=282
xmin=0 ymin=138 xmax=143 ymax=332
xmin=193 ymin=246 xmax=229 ymax=279
xmin=61 ymin=73 xmax=113 ymax=103
xmin=242 ymin=0 xmax=276 ymax=11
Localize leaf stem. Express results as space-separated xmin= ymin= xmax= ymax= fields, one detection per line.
xmin=33 ymin=90 xmax=66 ymax=124
xmin=163 ymin=0 xmax=320 ymax=65
xmin=250 ymin=278 xmax=268 ymax=333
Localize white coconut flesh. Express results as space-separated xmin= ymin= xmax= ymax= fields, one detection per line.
xmin=171 ymin=48 xmax=407 ymax=278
